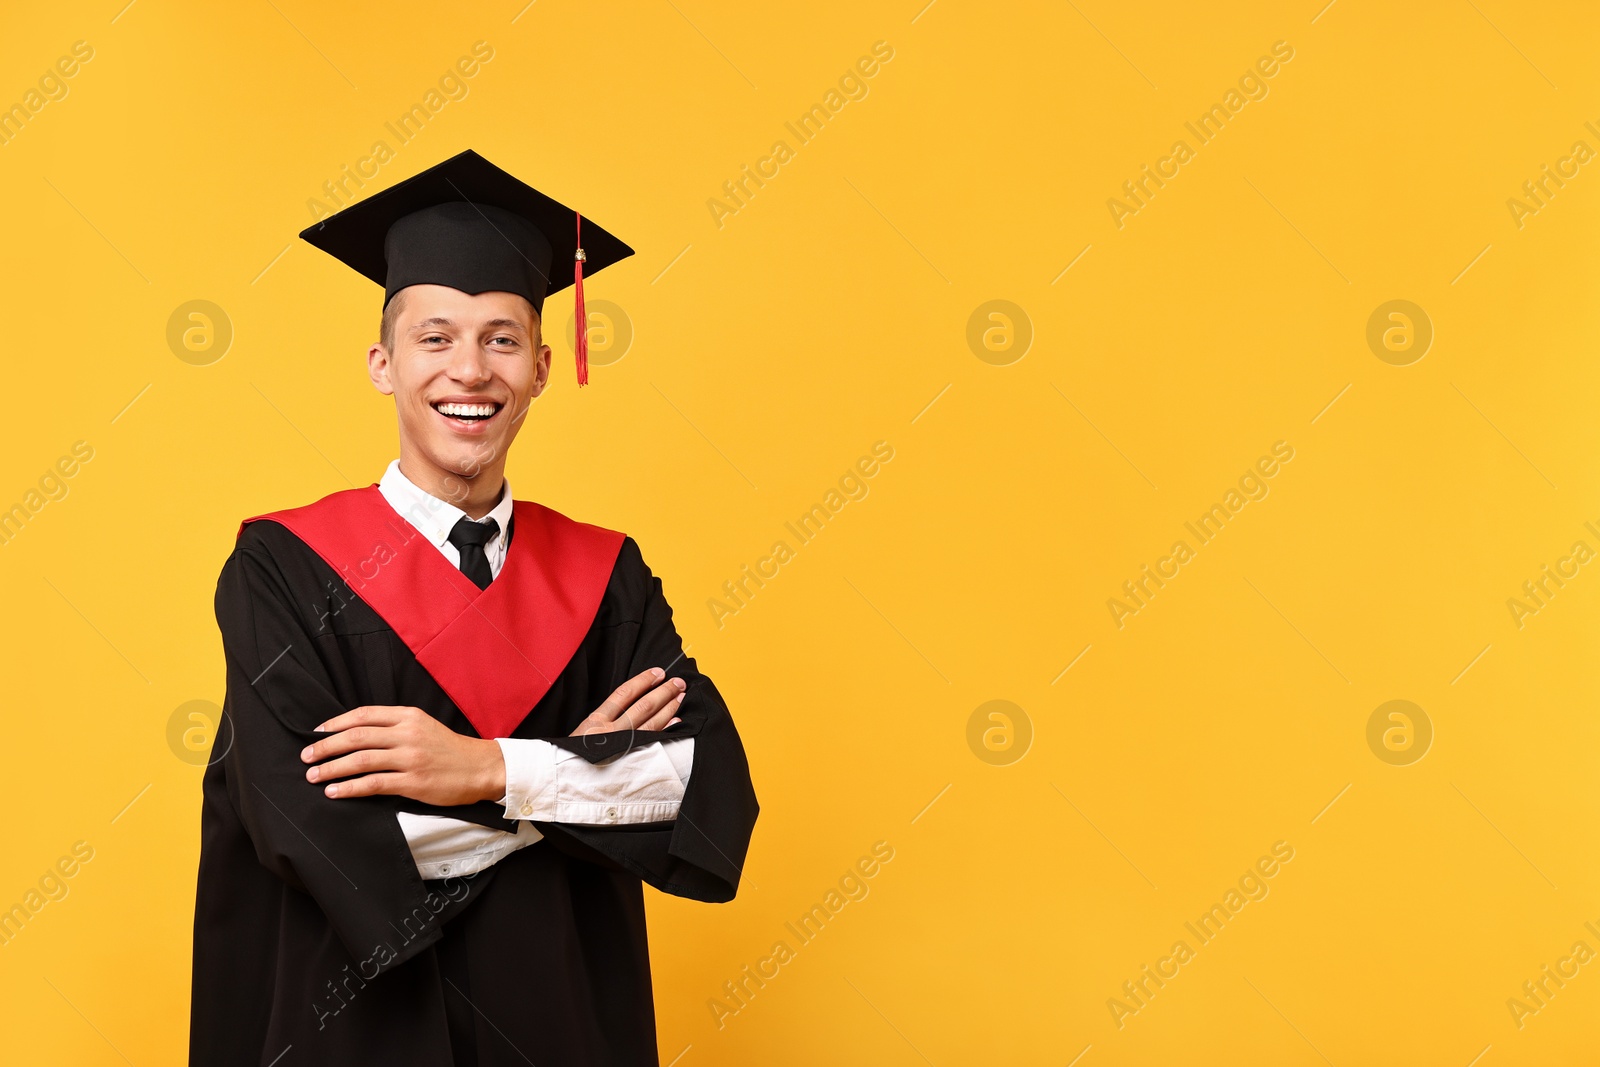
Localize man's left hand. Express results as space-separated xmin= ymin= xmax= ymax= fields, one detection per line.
xmin=301 ymin=705 xmax=504 ymax=806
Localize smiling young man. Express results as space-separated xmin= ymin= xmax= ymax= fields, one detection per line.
xmin=190 ymin=150 xmax=758 ymax=1067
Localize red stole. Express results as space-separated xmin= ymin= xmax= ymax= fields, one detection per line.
xmin=238 ymin=485 xmax=625 ymax=739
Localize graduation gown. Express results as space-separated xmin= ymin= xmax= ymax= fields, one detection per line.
xmin=190 ymin=485 xmax=759 ymax=1066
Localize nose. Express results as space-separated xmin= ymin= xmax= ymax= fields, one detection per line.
xmin=445 ymin=342 xmax=492 ymax=387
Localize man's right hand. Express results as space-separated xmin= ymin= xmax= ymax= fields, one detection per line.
xmin=570 ymin=667 xmax=686 ymax=736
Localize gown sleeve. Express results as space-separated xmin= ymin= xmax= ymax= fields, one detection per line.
xmin=537 ymin=537 xmax=759 ymax=903
xmin=214 ymin=522 xmax=456 ymax=971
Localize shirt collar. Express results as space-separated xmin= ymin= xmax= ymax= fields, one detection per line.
xmin=377 ymin=458 xmax=514 ymax=551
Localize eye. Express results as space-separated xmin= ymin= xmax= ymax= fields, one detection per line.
xmin=489 ymin=336 xmax=520 ymax=347
xmin=421 ymin=334 xmax=448 ymax=344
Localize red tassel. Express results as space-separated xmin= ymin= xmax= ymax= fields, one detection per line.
xmin=573 ymin=213 xmax=588 ymax=387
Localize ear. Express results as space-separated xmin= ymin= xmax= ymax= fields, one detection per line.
xmin=528 ymin=340 xmax=552 ymax=399
xmin=368 ymin=342 xmax=395 ymax=395
xmin=525 ymin=302 xmax=551 ymax=399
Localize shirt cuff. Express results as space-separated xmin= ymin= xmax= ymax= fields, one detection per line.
xmin=496 ymin=737 xmax=559 ymax=820
xmin=396 ymin=811 xmax=542 ymax=880
xmin=496 ymin=735 xmax=695 ymax=825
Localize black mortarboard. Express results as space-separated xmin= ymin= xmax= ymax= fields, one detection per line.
xmin=298 ymin=149 xmax=633 ymax=385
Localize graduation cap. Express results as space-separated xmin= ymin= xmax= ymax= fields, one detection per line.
xmin=298 ymin=149 xmax=634 ymax=385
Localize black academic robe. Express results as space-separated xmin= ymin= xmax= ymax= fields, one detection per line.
xmin=190 ymin=488 xmax=758 ymax=1066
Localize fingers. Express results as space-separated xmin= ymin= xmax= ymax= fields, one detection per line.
xmin=323 ymin=771 xmax=407 ymax=799
xmin=639 ymin=692 xmax=686 ymax=732
xmin=314 ymin=705 xmax=413 ymax=734
xmin=571 ymin=670 xmax=689 ymax=736
xmin=591 ymin=668 xmax=668 ymax=724
xmin=303 ymin=706 xmax=425 ymax=764
xmin=307 ymin=746 xmax=401 ymax=784
xmin=616 ymin=678 xmax=686 ymax=732
xmin=301 ymin=725 xmax=395 ymax=765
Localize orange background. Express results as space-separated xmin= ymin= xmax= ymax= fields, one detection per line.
xmin=1 ymin=1 xmax=1598 ymax=1063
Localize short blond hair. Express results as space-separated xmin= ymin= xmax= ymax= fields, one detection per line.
xmin=379 ymin=290 xmax=408 ymax=352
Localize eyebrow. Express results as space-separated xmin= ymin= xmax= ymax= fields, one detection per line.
xmin=409 ymin=316 xmax=528 ymax=333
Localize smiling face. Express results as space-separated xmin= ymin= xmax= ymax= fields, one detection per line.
xmin=367 ymin=284 xmax=551 ymax=514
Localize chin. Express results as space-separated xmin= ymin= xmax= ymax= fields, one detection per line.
xmin=440 ymin=443 xmax=501 ymax=479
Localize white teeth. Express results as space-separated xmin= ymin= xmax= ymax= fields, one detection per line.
xmin=435 ymin=402 xmax=498 ymax=417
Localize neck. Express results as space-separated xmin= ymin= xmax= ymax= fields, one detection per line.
xmin=397 ymin=452 xmax=506 ymax=519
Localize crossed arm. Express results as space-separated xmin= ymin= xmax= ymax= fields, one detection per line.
xmin=298 ymin=667 xmax=688 ymax=808
xmin=213 ymin=526 xmax=755 ymax=974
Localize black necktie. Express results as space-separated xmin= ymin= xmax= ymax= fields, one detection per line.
xmin=447 ymin=516 xmax=499 ymax=590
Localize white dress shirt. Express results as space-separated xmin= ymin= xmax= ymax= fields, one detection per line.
xmin=375 ymin=460 xmax=694 ymax=879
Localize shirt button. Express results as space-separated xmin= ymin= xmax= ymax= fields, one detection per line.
xmin=520 ymin=802 xmax=534 ymax=816
xmin=606 ymin=806 xmax=618 ymax=820
xmin=440 ymin=865 xmax=450 ymax=875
